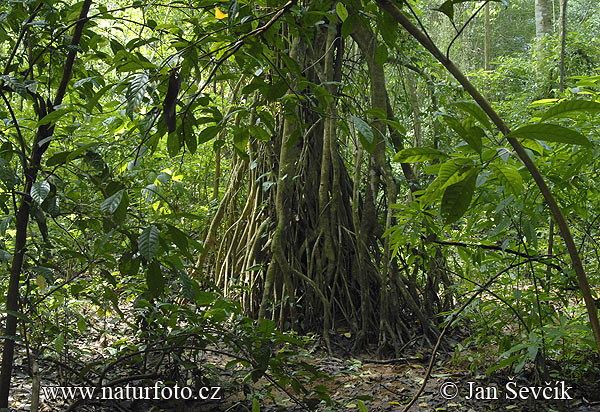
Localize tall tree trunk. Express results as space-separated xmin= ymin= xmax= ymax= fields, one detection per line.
xmin=484 ymin=2 xmax=491 ymax=71
xmin=535 ymin=0 xmax=553 ymax=66
xmin=559 ymin=0 xmax=568 ymax=92
xmin=258 ymin=36 xmax=303 ymax=321
xmin=535 ymin=0 xmax=553 ymax=38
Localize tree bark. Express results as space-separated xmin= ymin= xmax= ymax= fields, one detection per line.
xmin=559 ymin=0 xmax=568 ymax=92
xmin=535 ymin=0 xmax=553 ymax=39
xmin=484 ymin=2 xmax=491 ymax=71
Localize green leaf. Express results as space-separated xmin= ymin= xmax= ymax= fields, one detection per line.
xmin=336 ymin=2 xmax=349 ymax=21
xmin=101 ymin=190 xmax=124 ymax=214
xmin=394 ymin=147 xmax=448 ymax=162
xmin=198 ymin=125 xmax=221 ymax=144
xmin=113 ymin=191 xmax=129 ymax=224
xmin=36 ymin=108 xmax=74 ymax=127
xmin=252 ymin=397 xmax=260 ymax=412
xmin=356 ymin=399 xmax=368 ymax=412
xmin=266 ymin=80 xmax=288 ymax=100
xmin=146 ymin=260 xmax=165 ymax=297
xmin=46 ymin=151 xmax=71 ymax=167
xmin=196 ymin=290 xmax=217 ymax=306
xmin=31 ymin=181 xmax=50 ymax=205
xmin=486 ymin=354 xmax=521 ymax=374
xmin=523 ymin=219 xmax=538 ymax=250
xmin=54 ymin=332 xmax=65 ymax=353
xmin=442 ymin=115 xmax=483 ymax=153
xmin=167 ymin=131 xmax=180 ymax=157
xmin=166 ymin=224 xmax=188 ymax=252
xmin=441 ymin=169 xmax=478 ymax=224
xmin=490 ymin=163 xmax=523 ymax=194
xmin=352 ymin=115 xmax=375 ymax=153
xmin=341 ymin=14 xmax=354 ymax=38
xmin=540 ymin=100 xmax=600 ymax=122
xmin=452 ymin=101 xmax=493 ymax=131
xmin=138 ymin=225 xmax=160 ymax=261
xmin=126 ymin=72 xmax=148 ymax=118
xmin=182 ymin=119 xmax=196 ymax=154
xmin=375 ymin=44 xmax=388 ymax=67
xmin=438 ymin=158 xmax=473 ymax=189
xmin=506 ymin=123 xmax=591 ymax=147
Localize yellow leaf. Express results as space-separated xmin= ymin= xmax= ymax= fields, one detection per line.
xmin=36 ymin=275 xmax=47 ymax=290
xmin=344 ymin=332 xmax=351 ymax=338
xmin=389 ymin=401 xmax=401 ymax=405
xmin=215 ymin=7 xmax=228 ymax=20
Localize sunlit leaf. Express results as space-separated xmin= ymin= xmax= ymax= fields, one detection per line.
xmin=540 ymin=100 xmax=600 ymax=122
xmin=506 ymin=123 xmax=591 ymax=147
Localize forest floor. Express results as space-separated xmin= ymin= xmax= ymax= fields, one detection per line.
xmin=10 ymin=337 xmax=600 ymax=412
xmin=7 ymin=309 xmax=600 ymax=412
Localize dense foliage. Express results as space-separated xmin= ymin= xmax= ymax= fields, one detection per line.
xmin=0 ymin=0 xmax=599 ymax=410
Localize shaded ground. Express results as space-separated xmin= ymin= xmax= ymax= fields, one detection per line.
xmin=10 ymin=339 xmax=600 ymax=412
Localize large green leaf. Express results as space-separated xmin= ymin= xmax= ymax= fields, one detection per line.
xmin=441 ymin=169 xmax=478 ymax=224
xmin=489 ymin=163 xmax=523 ymax=194
xmin=126 ymin=72 xmax=148 ymax=118
xmin=394 ymin=147 xmax=447 ymax=162
xmin=146 ymin=260 xmax=165 ymax=297
xmin=336 ymin=2 xmax=348 ymax=21
xmin=452 ymin=101 xmax=493 ymax=131
xmin=352 ymin=115 xmax=375 ymax=153
xmin=36 ymin=107 xmax=74 ymax=127
xmin=506 ymin=123 xmax=591 ymax=147
xmin=522 ymin=219 xmax=538 ymax=250
xmin=31 ymin=181 xmax=50 ymax=205
xmin=442 ymin=115 xmax=483 ymax=154
xmin=101 ymin=189 xmax=124 ymax=214
xmin=540 ymin=100 xmax=600 ymax=122
xmin=167 ymin=131 xmax=180 ymax=157
xmin=198 ymin=125 xmax=221 ymax=144
xmin=438 ymin=158 xmax=473 ymax=189
xmin=138 ymin=225 xmax=160 ymax=261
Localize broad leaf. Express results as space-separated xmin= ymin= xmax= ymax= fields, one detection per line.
xmin=198 ymin=125 xmax=221 ymax=144
xmin=31 ymin=181 xmax=50 ymax=205
xmin=452 ymin=101 xmax=493 ymax=131
xmin=336 ymin=2 xmax=349 ymax=21
xmin=138 ymin=225 xmax=160 ymax=261
xmin=438 ymin=158 xmax=473 ymax=189
xmin=523 ymin=219 xmax=538 ymax=250
xmin=540 ymin=100 xmax=600 ymax=122
xmin=167 ymin=131 xmax=180 ymax=157
xmin=101 ymin=190 xmax=124 ymax=214
xmin=36 ymin=108 xmax=74 ymax=127
xmin=490 ymin=163 xmax=523 ymax=194
xmin=441 ymin=169 xmax=478 ymax=224
xmin=126 ymin=72 xmax=148 ymax=118
xmin=352 ymin=115 xmax=375 ymax=153
xmin=506 ymin=123 xmax=591 ymax=147
xmin=442 ymin=115 xmax=483 ymax=153
xmin=394 ymin=147 xmax=448 ymax=162
xmin=146 ymin=260 xmax=165 ymax=296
